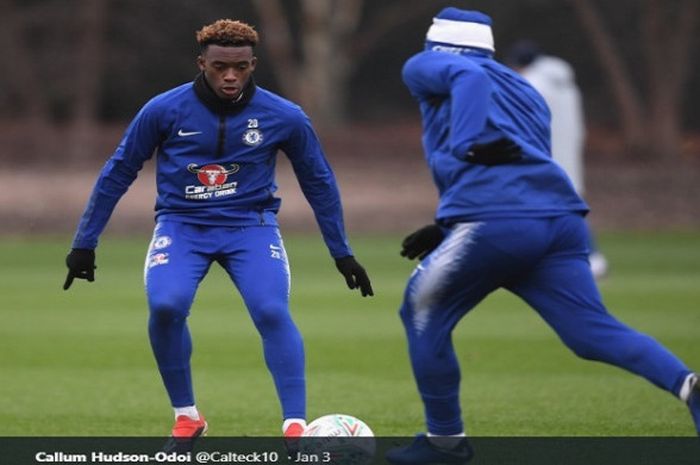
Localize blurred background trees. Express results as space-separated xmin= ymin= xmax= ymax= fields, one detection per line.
xmin=0 ymin=0 xmax=699 ymax=160
xmin=570 ymin=0 xmax=698 ymax=158
xmin=250 ymin=0 xmax=437 ymax=125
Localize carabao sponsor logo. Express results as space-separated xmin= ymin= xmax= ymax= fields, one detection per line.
xmin=185 ymin=163 xmax=239 ymax=200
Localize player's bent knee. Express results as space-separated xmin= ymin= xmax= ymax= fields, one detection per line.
xmin=249 ymin=303 xmax=291 ymax=331
xmin=148 ymin=295 xmax=191 ymax=321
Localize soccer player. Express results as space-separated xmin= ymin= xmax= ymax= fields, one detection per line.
xmin=63 ymin=19 xmax=373 ymax=440
xmin=387 ymin=8 xmax=699 ymax=464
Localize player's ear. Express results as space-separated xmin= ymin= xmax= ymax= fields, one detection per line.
xmin=197 ymin=55 xmax=206 ymax=71
xmin=250 ymin=56 xmax=257 ymax=71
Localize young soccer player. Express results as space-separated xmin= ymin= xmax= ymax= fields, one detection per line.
xmin=64 ymin=19 xmax=373 ymax=440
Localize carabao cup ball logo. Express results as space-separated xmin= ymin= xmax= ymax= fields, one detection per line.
xmin=301 ymin=414 xmax=375 ymax=465
xmin=187 ymin=163 xmax=239 ymax=186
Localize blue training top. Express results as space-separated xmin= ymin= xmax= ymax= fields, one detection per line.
xmin=72 ymin=78 xmax=352 ymax=258
xmin=402 ymin=48 xmax=589 ymax=224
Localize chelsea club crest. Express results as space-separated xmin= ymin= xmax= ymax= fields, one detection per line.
xmin=242 ymin=128 xmax=263 ymax=146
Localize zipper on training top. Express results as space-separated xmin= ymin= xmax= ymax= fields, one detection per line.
xmin=217 ymin=114 xmax=226 ymax=157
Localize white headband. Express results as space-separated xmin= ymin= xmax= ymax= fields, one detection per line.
xmin=426 ymin=17 xmax=495 ymax=52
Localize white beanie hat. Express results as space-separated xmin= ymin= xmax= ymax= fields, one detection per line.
xmin=426 ymin=7 xmax=495 ymax=52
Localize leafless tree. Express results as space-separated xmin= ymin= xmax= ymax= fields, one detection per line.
xmin=69 ymin=0 xmax=108 ymax=160
xmin=0 ymin=0 xmax=53 ymax=126
xmin=570 ymin=0 xmax=698 ymax=157
xmin=0 ymin=0 xmax=108 ymax=161
xmin=251 ymin=0 xmax=436 ymax=126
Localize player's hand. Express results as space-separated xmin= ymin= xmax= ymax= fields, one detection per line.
xmin=400 ymin=224 xmax=445 ymax=260
xmin=63 ymin=248 xmax=96 ymax=290
xmin=335 ymin=256 xmax=374 ymax=297
xmin=465 ymin=137 xmax=522 ymax=165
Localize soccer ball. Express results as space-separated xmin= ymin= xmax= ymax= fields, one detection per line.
xmin=303 ymin=413 xmax=374 ymax=437
xmin=300 ymin=414 xmax=375 ymax=465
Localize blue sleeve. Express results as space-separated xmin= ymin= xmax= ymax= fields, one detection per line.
xmin=280 ymin=112 xmax=353 ymax=259
xmin=402 ymin=51 xmax=492 ymax=158
xmin=72 ymin=100 xmax=163 ymax=249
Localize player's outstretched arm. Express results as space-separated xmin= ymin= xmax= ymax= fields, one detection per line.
xmin=400 ymin=224 xmax=445 ymax=260
xmin=63 ymin=249 xmax=96 ymax=290
xmin=335 ymin=256 xmax=374 ymax=297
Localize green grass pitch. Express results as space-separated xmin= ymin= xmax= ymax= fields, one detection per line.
xmin=0 ymin=232 xmax=698 ymax=436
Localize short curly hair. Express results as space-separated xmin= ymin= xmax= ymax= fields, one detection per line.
xmin=196 ymin=19 xmax=259 ymax=49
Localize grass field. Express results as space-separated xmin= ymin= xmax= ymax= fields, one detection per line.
xmin=0 ymin=232 xmax=698 ymax=436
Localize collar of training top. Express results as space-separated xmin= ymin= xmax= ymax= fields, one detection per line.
xmin=193 ymin=72 xmax=257 ymax=115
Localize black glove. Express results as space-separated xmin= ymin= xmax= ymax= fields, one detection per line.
xmin=63 ymin=248 xmax=96 ymax=290
xmin=401 ymin=224 xmax=445 ymax=260
xmin=335 ymin=256 xmax=374 ymax=297
xmin=465 ymin=137 xmax=522 ymax=166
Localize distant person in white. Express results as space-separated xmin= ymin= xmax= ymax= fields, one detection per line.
xmin=507 ymin=41 xmax=608 ymax=278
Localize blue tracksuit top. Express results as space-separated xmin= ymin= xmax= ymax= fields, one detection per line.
xmin=402 ymin=50 xmax=589 ymax=223
xmin=72 ymin=80 xmax=352 ymax=258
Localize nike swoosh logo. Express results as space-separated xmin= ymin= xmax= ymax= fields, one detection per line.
xmin=178 ymin=129 xmax=202 ymax=137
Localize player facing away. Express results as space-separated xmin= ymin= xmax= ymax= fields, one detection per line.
xmin=386 ymin=8 xmax=699 ymax=464
xmin=63 ymin=19 xmax=373 ymax=440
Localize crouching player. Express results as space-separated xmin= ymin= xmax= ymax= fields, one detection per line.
xmin=64 ymin=19 xmax=373 ymax=441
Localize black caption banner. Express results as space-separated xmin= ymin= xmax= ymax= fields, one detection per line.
xmin=1 ymin=437 xmax=698 ymax=465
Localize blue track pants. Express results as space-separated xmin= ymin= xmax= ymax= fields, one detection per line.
xmin=144 ymin=221 xmax=305 ymax=419
xmin=399 ymin=214 xmax=691 ymax=435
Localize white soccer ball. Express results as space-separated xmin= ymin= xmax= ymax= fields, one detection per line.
xmin=303 ymin=413 xmax=374 ymax=437
xmin=300 ymin=414 xmax=375 ymax=465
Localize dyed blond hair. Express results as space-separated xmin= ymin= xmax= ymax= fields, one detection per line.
xmin=196 ymin=19 xmax=258 ymax=49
